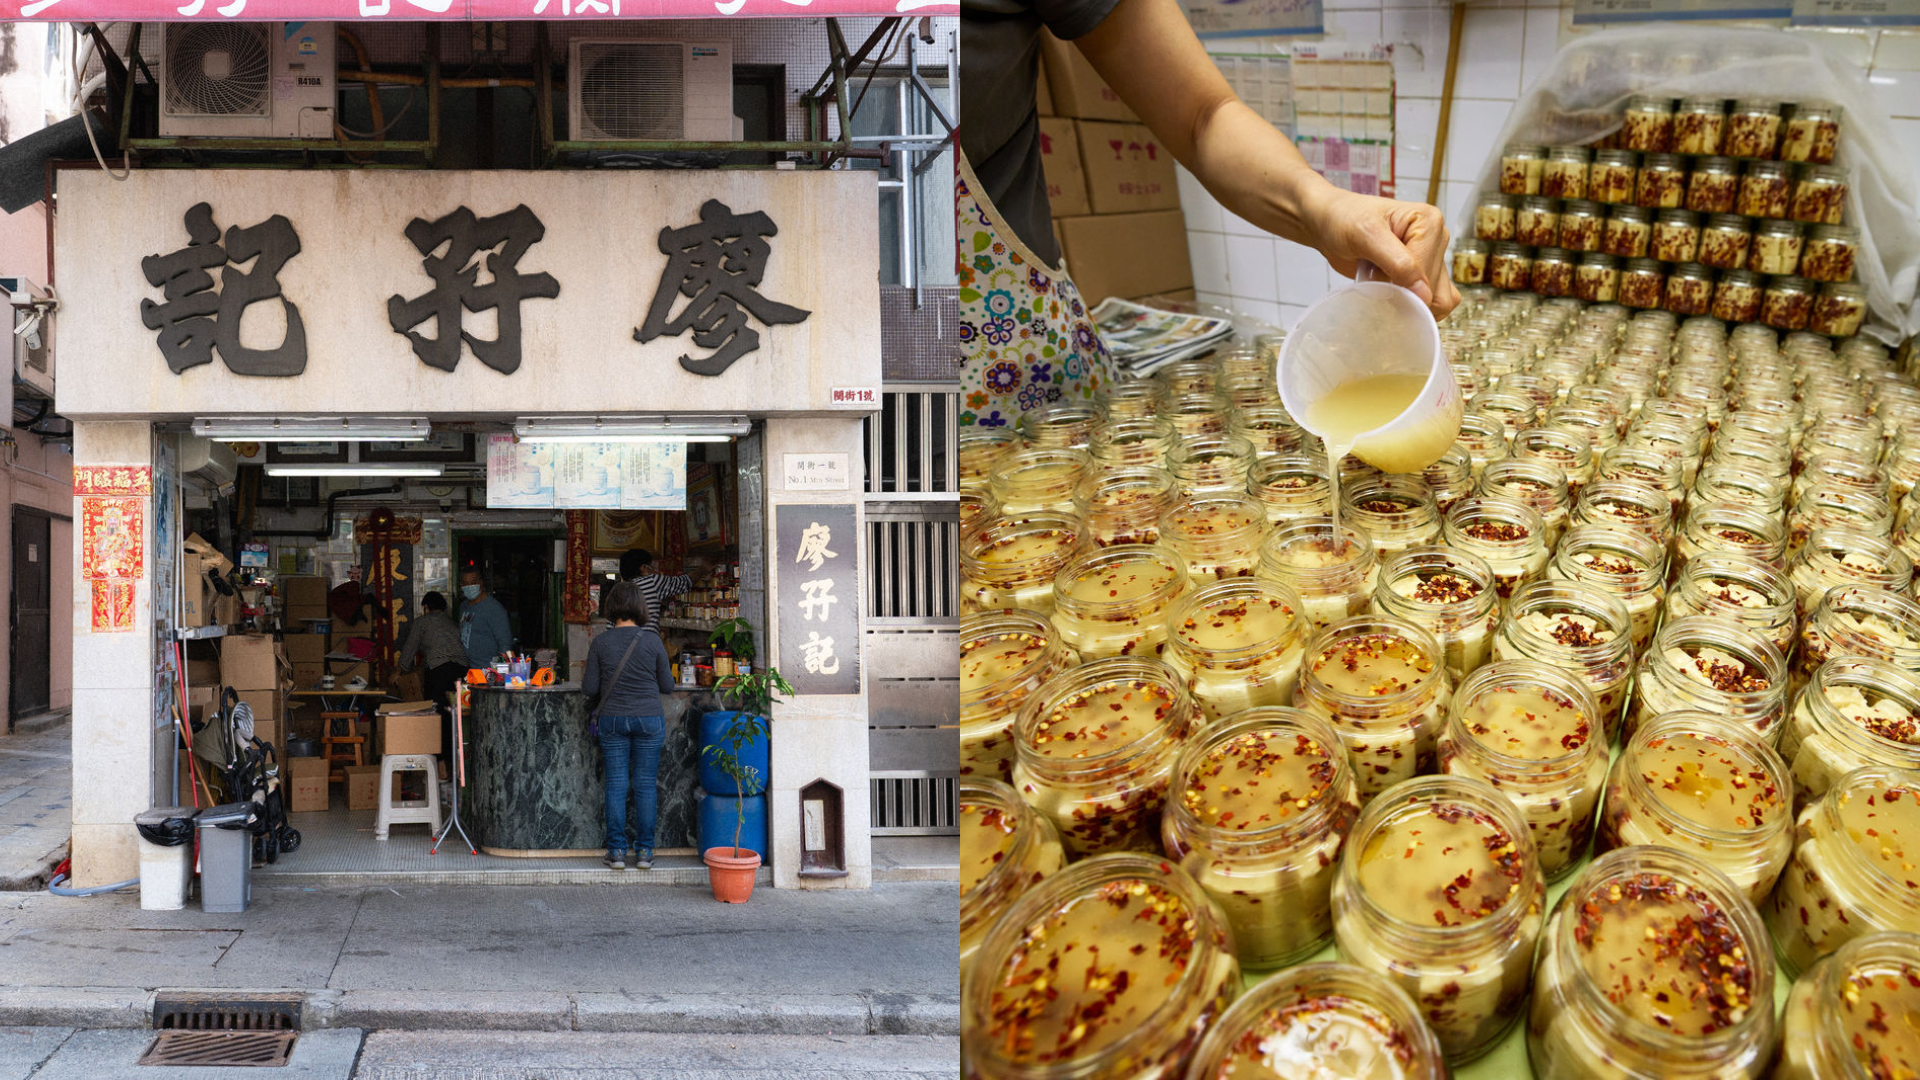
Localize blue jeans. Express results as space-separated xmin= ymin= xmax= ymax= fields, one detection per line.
xmin=598 ymin=715 xmax=664 ymax=855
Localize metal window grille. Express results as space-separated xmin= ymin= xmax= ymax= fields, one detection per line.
xmin=870 ymin=772 xmax=957 ymax=835
xmin=864 ymin=386 xmax=959 ymax=496
xmin=865 ymin=512 xmax=957 ymax=623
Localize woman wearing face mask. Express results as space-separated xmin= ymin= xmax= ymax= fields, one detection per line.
xmin=457 ymin=568 xmax=514 ymax=669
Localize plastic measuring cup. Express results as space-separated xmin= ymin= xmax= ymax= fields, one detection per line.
xmin=1276 ymin=275 xmax=1460 ymax=475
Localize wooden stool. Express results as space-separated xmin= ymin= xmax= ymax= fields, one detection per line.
xmin=320 ymin=711 xmax=365 ymax=784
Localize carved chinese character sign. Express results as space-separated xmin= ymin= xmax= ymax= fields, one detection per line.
xmin=635 ymin=199 xmax=812 ymax=376
xmin=387 ymin=204 xmax=560 ymax=374
xmin=775 ymin=503 xmax=859 ymax=695
xmin=140 ymin=201 xmax=308 ymax=376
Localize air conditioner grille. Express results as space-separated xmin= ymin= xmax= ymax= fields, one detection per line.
xmin=576 ymin=43 xmax=684 ymax=140
xmin=166 ymin=24 xmax=273 ymax=118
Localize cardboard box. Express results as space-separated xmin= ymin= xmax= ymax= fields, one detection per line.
xmin=1036 ymin=58 xmax=1054 ymax=116
xmin=1038 ymin=117 xmax=1090 ymax=218
xmin=1056 ymin=210 xmax=1194 ymax=306
xmin=344 ymin=764 xmax=382 ymax=811
xmin=377 ymin=704 xmax=442 ymax=757
xmin=331 ymin=661 xmax=371 ymax=686
xmin=291 ymin=662 xmax=325 ymax=689
xmin=284 ymin=576 xmax=329 ymax=610
xmin=283 ymin=634 xmax=328 ymax=665
xmin=186 ymin=658 xmax=220 ymax=686
xmin=237 ymin=688 xmax=280 ymax=722
xmin=213 ymin=592 xmax=241 ymax=628
xmin=1038 ymin=32 xmax=1136 ymax=122
xmin=287 ymin=756 xmax=330 ymax=813
xmin=250 ymin=719 xmax=281 ymax=754
xmin=182 ymin=553 xmax=207 ymax=628
xmin=1076 ymin=121 xmax=1179 ymax=214
xmin=220 ymin=635 xmax=284 ymax=691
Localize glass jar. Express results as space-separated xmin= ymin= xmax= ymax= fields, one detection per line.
xmin=1763 ymin=275 xmax=1816 ymax=331
xmin=962 ymin=511 xmax=1083 ymax=615
xmin=1544 ymin=146 xmax=1591 ymax=200
xmin=1711 ymin=269 xmax=1765 ymax=323
xmin=1097 ymin=378 xmax=1161 ymax=422
xmin=1664 ymin=262 xmax=1715 ymax=316
xmin=960 ymin=426 xmax=1020 ymax=491
xmin=1374 ymin=547 xmax=1500 ymax=682
xmin=1790 ymin=529 xmax=1915 ymax=621
xmin=961 ymin=489 xmax=999 ymax=537
xmin=1574 ymin=254 xmax=1621 ymax=303
xmin=1674 ymin=96 xmax=1726 ymax=155
xmin=1738 ymin=161 xmax=1792 ymax=219
xmin=1184 ymin=961 xmax=1447 ymax=1080
xmin=1257 ymin=520 xmax=1377 ymax=629
xmin=1075 ymin=466 xmax=1178 ymax=547
xmin=1479 ymin=459 xmax=1573 ymax=549
xmin=1781 ymin=100 xmax=1841 ymax=165
xmin=1558 ymin=199 xmax=1605 ymax=251
xmin=1794 ymin=584 xmax=1920 ymax=698
xmin=1528 ymin=845 xmax=1777 ymax=1080
xmin=1089 ymin=416 xmax=1174 ymax=470
xmin=1574 ymin=480 xmax=1675 ymax=548
xmin=1790 ymin=165 xmax=1848 ymax=226
xmin=1666 ymin=545 xmax=1796 ymax=649
xmin=1162 ymin=392 xmax=1232 ymax=439
xmin=1631 ymin=616 xmax=1789 ymax=744
xmin=1441 ymin=660 xmax=1609 ymax=879
xmin=1595 ymin=711 xmax=1794 ymax=903
xmin=1475 ymin=193 xmax=1517 ymax=242
xmin=1249 ymin=454 xmax=1333 ymax=525
xmin=1783 ymin=657 xmax=1920 ymax=814
xmin=1799 ymin=224 xmax=1857 ymax=284
xmin=961 ymin=853 xmax=1239 ymax=1080
xmin=962 ymin=612 xmax=1077 ymax=783
xmin=1500 ymin=144 xmax=1546 ymax=196
xmin=1020 ymin=402 xmax=1103 ymax=450
xmin=1775 ymin=931 xmax=1920 ymax=1080
xmin=1341 ymin=476 xmax=1441 ymax=559
xmin=1167 ymin=433 xmax=1254 ymax=496
xmin=959 ymin=779 xmax=1065 ymax=972
xmin=1591 ymin=149 xmax=1640 ymax=204
xmin=1012 ymin=657 xmax=1198 ymax=856
xmin=1453 ymin=239 xmax=1490 ymax=284
xmin=1332 ymin=775 xmax=1545 ymax=1062
xmin=991 ymin=446 xmax=1092 ymax=516
xmin=1699 ymin=215 xmax=1752 ymax=270
xmin=1810 ymin=282 xmax=1867 ymax=338
xmin=1295 ymin=616 xmax=1449 ymax=802
xmin=1636 ymin=153 xmax=1688 ymax=209
xmin=1532 ymin=246 xmax=1576 ymax=298
xmin=1651 ymin=209 xmax=1700 ymax=263
xmin=1490 ymin=242 xmax=1533 ymax=292
xmin=1162 ymin=577 xmax=1307 ymax=720
xmin=1622 ymin=95 xmax=1674 ymax=152
xmin=1768 ymin=765 xmax=1920 ymax=977
xmin=1051 ymin=544 xmax=1190 ymax=660
xmin=1550 ymin=525 xmax=1668 ymax=653
xmin=1725 ymin=98 xmax=1783 ymax=158
xmin=1495 ymin=579 xmax=1637 ymax=738
xmin=1620 ymin=259 xmax=1666 ymax=309
xmin=1686 ymin=156 xmax=1740 ymax=214
xmin=1456 ymin=412 xmax=1512 ymax=479
xmin=1157 ymin=494 xmax=1266 ymax=581
xmin=1162 ymin=709 xmax=1360 ymax=968
xmin=1516 ymin=425 xmax=1595 ymax=497
xmin=1604 ymin=206 xmax=1653 ymax=258
xmin=1229 ymin=406 xmax=1302 ymax=459
xmin=1421 ymin=444 xmax=1476 ymax=516
xmin=1443 ymin=496 xmax=1550 ymax=598
xmin=1749 ymin=219 xmax=1804 ymax=276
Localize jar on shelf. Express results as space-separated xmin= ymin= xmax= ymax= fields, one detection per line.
xmin=1699 ymin=214 xmax=1752 ymax=270
xmin=1489 ymin=242 xmax=1533 ymax=292
xmin=959 ymin=779 xmax=1065 ymax=973
xmin=1549 ymin=525 xmax=1668 ymax=654
xmin=990 ymin=446 xmax=1092 ymax=516
xmin=1157 ymin=494 xmax=1266 ymax=582
xmin=1738 ymin=160 xmax=1793 ymax=219
xmin=1590 ymin=148 xmax=1640 ymax=204
xmin=1051 ymin=544 xmax=1190 ymax=660
xmin=1440 ymin=660 xmax=1608 ymax=880
xmin=1075 ymin=466 xmax=1178 ymax=547
xmin=1810 ymin=282 xmax=1867 ymax=338
xmin=1664 ymin=262 xmax=1715 ymax=316
xmin=1249 ymin=454 xmax=1333 ymax=525
xmin=1258 ymin=520 xmax=1378 ymax=629
xmin=1089 ymin=416 xmax=1174 ymax=470
xmin=1097 ymin=378 xmax=1161 ymax=421
xmin=1781 ymin=99 xmax=1841 ymax=165
xmin=960 ymin=427 xmax=1019 ymax=491
xmin=1543 ymin=146 xmax=1591 ymax=199
xmin=1474 ymin=193 xmax=1517 ymax=242
xmin=1573 ymin=253 xmax=1621 ymax=303
xmin=1495 ymin=578 xmax=1637 ymax=738
xmin=1790 ymin=529 xmax=1914 ymax=620
xmin=1774 ymin=932 xmax=1920 ymax=1080
xmin=1650 ymin=209 xmax=1700 ymax=263
xmin=1557 ymin=199 xmax=1605 ymax=251
xmin=1763 ymin=275 xmax=1816 ymax=331
xmin=1011 ymin=657 xmax=1198 ymax=857
xmin=1020 ymin=402 xmax=1103 ymax=450
xmin=1636 ymin=152 xmax=1689 ymax=209
xmin=961 ymin=611 xmax=1076 ymax=783
xmin=1783 ymin=657 xmax=1920 ymax=814
xmin=1515 ymin=196 xmax=1559 ymax=246
xmin=1768 ymin=765 xmax=1920 ymax=977
xmin=1673 ymin=96 xmax=1726 ymax=155
xmin=1529 ymin=846 xmax=1777 ymax=1080
xmin=1531 ymin=246 xmax=1576 ymax=297
xmin=1686 ymin=156 xmax=1740 ymax=214
xmin=1749 ymin=218 xmax=1805 ymax=275
xmin=1443 ymin=496 xmax=1550 ymax=598
xmin=1161 ymin=709 xmax=1360 ymax=968
xmin=1622 ymin=95 xmax=1674 ymax=152
xmin=1167 ymin=432 xmax=1255 ymax=496
xmin=1162 ymin=577 xmax=1308 ymax=720
xmin=1500 ymin=144 xmax=1546 ymax=196
xmin=1619 ymin=258 xmax=1666 ymax=309
xmin=1295 ymin=616 xmax=1449 ymax=801
xmin=1794 ymin=584 xmax=1920 ymax=698
xmin=1799 ymin=224 xmax=1857 ymax=283
xmin=1790 ymin=165 xmax=1848 ymax=226
xmin=1332 ymin=774 xmax=1545 ymax=1063
xmin=1420 ymin=444 xmax=1476 ymax=516
xmin=1184 ymin=962 xmax=1447 ymax=1080
xmin=961 ymin=511 xmax=1083 ymax=615
xmin=1711 ymin=268 xmax=1765 ymax=323
xmin=961 ymin=853 xmax=1239 ymax=1080
xmin=1229 ymin=406 xmax=1303 ymax=459
xmin=1373 ymin=547 xmax=1500 ymax=682
xmin=1452 ymin=240 xmax=1490 ymax=285
xmin=1631 ymin=615 xmax=1789 ymax=744
xmin=1478 ymin=459 xmax=1573 ymax=549
xmin=1603 ymin=206 xmax=1653 ymax=258
xmin=1725 ymin=98 xmax=1783 ymax=158
xmin=1341 ymin=476 xmax=1441 ymax=559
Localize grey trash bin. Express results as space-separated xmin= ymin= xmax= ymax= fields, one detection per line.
xmin=196 ymin=803 xmax=255 ymax=914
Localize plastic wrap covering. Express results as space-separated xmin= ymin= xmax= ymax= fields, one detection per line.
xmin=1467 ymin=27 xmax=1920 ymax=345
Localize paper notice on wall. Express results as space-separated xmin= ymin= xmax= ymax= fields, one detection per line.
xmin=485 ymin=434 xmax=555 ymax=508
xmin=1210 ymin=52 xmax=1296 ymax=137
xmin=1574 ymin=0 xmax=1791 ymax=22
xmin=1791 ymin=0 xmax=1920 ymax=24
xmin=554 ymin=443 xmax=624 ymax=508
xmin=620 ymin=443 xmax=687 ymax=510
xmin=1185 ymin=0 xmax=1323 ymax=38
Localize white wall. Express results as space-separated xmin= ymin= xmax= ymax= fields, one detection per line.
xmin=1182 ymin=2 xmax=1920 ymax=324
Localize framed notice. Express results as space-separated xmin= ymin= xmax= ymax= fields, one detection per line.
xmin=1791 ymin=0 xmax=1920 ymax=23
xmin=775 ymin=504 xmax=861 ymax=696
xmin=1184 ymin=0 xmax=1323 ymax=38
xmin=1574 ymin=0 xmax=1792 ymax=23
xmin=485 ymin=434 xmax=554 ymax=509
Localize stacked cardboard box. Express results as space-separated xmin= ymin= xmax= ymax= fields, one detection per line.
xmin=1037 ymin=33 xmax=1192 ymax=307
xmin=376 ymin=701 xmax=441 ymax=757
xmin=282 ymin=576 xmax=330 ymax=629
xmin=286 ymin=756 xmax=330 ymax=813
xmin=181 ymin=535 xmax=235 ymax=630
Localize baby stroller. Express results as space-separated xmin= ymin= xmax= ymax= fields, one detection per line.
xmin=217 ymin=688 xmax=301 ymax=864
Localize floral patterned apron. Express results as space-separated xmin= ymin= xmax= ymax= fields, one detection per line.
xmin=958 ymin=152 xmax=1115 ymax=428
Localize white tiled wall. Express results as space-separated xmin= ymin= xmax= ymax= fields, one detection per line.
xmin=1184 ymin=2 xmax=1920 ymax=324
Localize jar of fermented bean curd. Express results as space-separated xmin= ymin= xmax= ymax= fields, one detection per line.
xmin=1495 ymin=579 xmax=1636 ymax=740
xmin=1476 ymin=193 xmax=1517 ymax=242
xmin=1332 ymin=775 xmax=1546 ymax=1063
xmin=1662 ymin=553 xmax=1797 ymax=659
xmin=1478 ymin=459 xmax=1571 ymax=550
xmin=1341 ymin=475 xmax=1441 ymax=560
xmin=1594 ymin=711 xmax=1794 ymax=904
xmin=990 ymin=446 xmax=1091 ymax=516
xmin=1257 ymin=520 xmax=1377 ymax=629
xmin=1453 ymin=239 xmax=1490 ymax=285
xmin=961 ymin=512 xmax=1083 ymax=615
xmin=1675 ymin=501 xmax=1788 ymax=573
xmin=1443 ymin=497 xmax=1550 ymax=599
xmin=1794 ymin=584 xmax=1920 ymax=698
xmin=1096 ymin=377 xmax=1160 ymax=422
xmin=1527 ymin=846 xmax=1776 ymax=1080
xmin=1161 ymin=709 xmax=1361 ymax=969
xmin=1294 ymin=616 xmax=1450 ymax=803
xmin=1673 ymin=96 xmax=1725 ymax=155
xmin=1629 ymin=616 xmax=1788 ymax=745
xmin=959 ymin=779 xmax=1064 ymax=977
xmin=1161 ymin=577 xmax=1307 ymax=720
xmin=1074 ymin=466 xmax=1178 ymax=547
xmin=961 ymin=611 xmax=1076 ymax=783
xmin=1789 ymin=528 xmax=1914 ymax=621
xmin=1548 ymin=525 xmax=1667 ymax=654
xmin=1011 ymin=657 xmax=1198 ymax=857
xmin=1500 ymin=144 xmax=1546 ymax=196
xmin=1767 ymin=766 xmax=1920 ymax=978
xmin=1373 ymin=547 xmax=1500 ymax=684
xmin=1725 ymin=98 xmax=1783 ymax=158
xmin=962 ymin=854 xmax=1240 ymax=1080
xmin=1782 ymin=657 xmax=1920 ymax=814
xmin=1772 ymin=931 xmax=1920 ymax=1080
xmin=1158 ymin=494 xmax=1267 ymax=582
xmin=1636 ymin=153 xmax=1688 ymax=209
xmin=1050 ymin=544 xmax=1190 ymax=661
xmin=1779 ymin=100 xmax=1841 ymax=166
xmin=1544 ymin=147 xmax=1591 ymax=199
xmin=1088 ymin=417 xmax=1174 ymax=470
xmin=1183 ymin=962 xmax=1447 ymax=1080
xmin=960 ymin=427 xmax=1019 ymax=491
xmin=1249 ymin=455 xmax=1333 ymax=525
xmin=1020 ymin=402 xmax=1103 ymax=450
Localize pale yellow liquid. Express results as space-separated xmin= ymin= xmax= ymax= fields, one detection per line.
xmin=1305 ymin=375 xmax=1460 ymax=516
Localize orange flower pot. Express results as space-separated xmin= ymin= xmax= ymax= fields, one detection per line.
xmin=702 ymin=846 xmax=761 ymax=903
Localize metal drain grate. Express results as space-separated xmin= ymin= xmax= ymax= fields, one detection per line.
xmin=153 ymin=991 xmax=302 ymax=1031
xmin=139 ymin=1030 xmax=297 ymax=1067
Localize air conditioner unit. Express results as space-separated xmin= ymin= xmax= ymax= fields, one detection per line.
xmin=568 ymin=40 xmax=734 ymax=142
xmin=3 ymin=275 xmax=53 ymax=400
xmin=179 ymin=436 xmax=239 ymax=493
xmin=158 ymin=22 xmax=336 ymax=139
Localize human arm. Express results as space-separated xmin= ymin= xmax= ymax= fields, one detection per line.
xmin=1072 ymin=0 xmax=1459 ymax=316
xmin=654 ymin=637 xmax=674 ymax=695
xmin=582 ymin=638 xmax=602 ymax=700
xmin=396 ymin=617 xmax=425 ymax=674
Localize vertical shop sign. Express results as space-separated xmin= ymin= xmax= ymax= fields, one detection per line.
xmin=77 ymin=469 xmax=150 ymax=633
xmin=775 ymin=504 xmax=860 ymax=696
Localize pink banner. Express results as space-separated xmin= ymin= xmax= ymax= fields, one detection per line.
xmin=5 ymin=0 xmax=952 ymax=17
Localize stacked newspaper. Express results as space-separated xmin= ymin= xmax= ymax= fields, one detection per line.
xmin=1091 ymin=298 xmax=1236 ymax=378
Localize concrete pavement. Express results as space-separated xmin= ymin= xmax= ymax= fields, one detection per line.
xmin=0 ymin=714 xmax=72 ymax=891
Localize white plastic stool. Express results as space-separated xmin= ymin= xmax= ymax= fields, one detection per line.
xmin=375 ymin=754 xmax=442 ymax=840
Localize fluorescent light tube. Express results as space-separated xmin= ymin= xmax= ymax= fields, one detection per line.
xmin=195 ymin=417 xmax=431 ymax=442
xmin=264 ymin=464 xmax=446 ymax=478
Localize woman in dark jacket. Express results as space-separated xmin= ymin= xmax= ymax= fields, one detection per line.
xmin=581 ymin=581 xmax=675 ymax=870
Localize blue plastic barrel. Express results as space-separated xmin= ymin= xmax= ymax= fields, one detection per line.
xmin=698 ymin=710 xmax=769 ymax=796
xmin=697 ymin=792 xmax=767 ymax=858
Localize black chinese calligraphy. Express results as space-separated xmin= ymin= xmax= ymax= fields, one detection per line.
xmin=634 ymin=199 xmax=812 ymax=377
xmin=387 ymin=204 xmax=561 ymax=375
xmin=140 ymin=201 xmax=309 ymax=377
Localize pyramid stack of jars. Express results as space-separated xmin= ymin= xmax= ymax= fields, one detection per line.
xmin=958 ymin=322 xmax=1920 ymax=1079
xmin=1452 ymin=97 xmax=1866 ymax=339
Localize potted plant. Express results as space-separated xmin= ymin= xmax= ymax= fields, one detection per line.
xmin=700 ymin=660 xmax=792 ymax=904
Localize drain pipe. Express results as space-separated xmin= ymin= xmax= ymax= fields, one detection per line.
xmin=47 ymin=859 xmax=139 ymax=897
xmin=248 ymin=483 xmax=404 ymax=539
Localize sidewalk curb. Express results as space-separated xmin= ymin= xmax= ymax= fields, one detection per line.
xmin=0 ymin=987 xmax=152 ymax=1028
xmin=318 ymin=990 xmax=574 ymax=1032
xmin=572 ymin=992 xmax=872 ymax=1035
xmin=0 ymin=838 xmax=69 ymax=892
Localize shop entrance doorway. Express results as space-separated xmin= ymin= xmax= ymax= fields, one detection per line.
xmin=10 ymin=507 xmax=52 ymax=724
xmin=454 ymin=533 xmax=561 ymax=657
